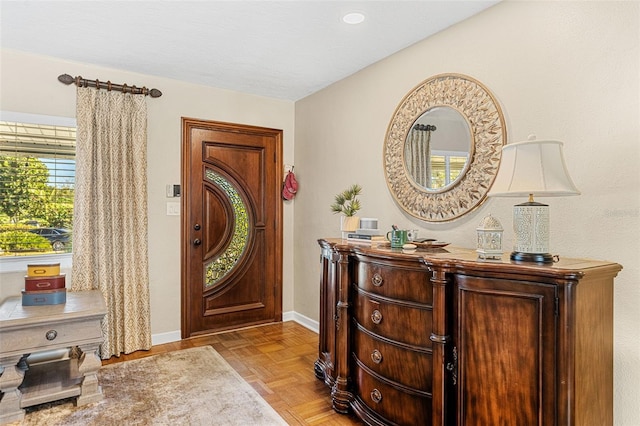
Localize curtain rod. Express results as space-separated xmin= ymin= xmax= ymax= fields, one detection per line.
xmin=413 ymin=124 xmax=436 ymax=131
xmin=57 ymin=74 xmax=162 ymax=98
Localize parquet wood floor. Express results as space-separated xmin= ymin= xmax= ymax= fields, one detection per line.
xmin=103 ymin=321 xmax=364 ymax=425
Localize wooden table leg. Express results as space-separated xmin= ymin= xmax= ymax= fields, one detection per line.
xmin=75 ymin=344 xmax=103 ymax=406
xmin=0 ymin=355 xmax=26 ymax=423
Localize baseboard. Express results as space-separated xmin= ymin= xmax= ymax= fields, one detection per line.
xmin=151 ymin=311 xmax=319 ymax=346
xmin=284 ymin=310 xmax=319 ymax=333
xmin=151 ymin=330 xmax=182 ymax=346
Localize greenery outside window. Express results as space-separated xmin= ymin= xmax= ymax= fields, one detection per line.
xmin=0 ymin=113 xmax=76 ymax=259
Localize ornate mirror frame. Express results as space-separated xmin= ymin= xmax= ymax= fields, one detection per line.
xmin=384 ymin=73 xmax=507 ymax=222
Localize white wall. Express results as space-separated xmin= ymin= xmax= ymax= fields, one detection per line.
xmin=0 ymin=49 xmax=296 ymax=340
xmin=294 ymin=1 xmax=639 ymax=424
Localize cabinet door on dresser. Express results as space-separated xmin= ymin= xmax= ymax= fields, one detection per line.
xmin=454 ymin=275 xmax=557 ymax=426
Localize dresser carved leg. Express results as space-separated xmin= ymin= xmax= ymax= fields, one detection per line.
xmin=331 ymin=378 xmax=352 ymax=414
xmin=75 ymin=344 xmax=103 ymax=406
xmin=0 ymin=355 xmax=26 ymax=423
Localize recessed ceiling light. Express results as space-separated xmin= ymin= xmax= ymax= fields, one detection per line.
xmin=342 ymin=12 xmax=365 ymax=25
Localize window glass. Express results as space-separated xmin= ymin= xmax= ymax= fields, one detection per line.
xmin=430 ymin=151 xmax=469 ymax=189
xmin=203 ymin=169 xmax=249 ymax=287
xmin=0 ymin=117 xmax=76 ymax=257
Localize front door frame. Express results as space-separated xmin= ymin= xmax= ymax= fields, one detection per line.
xmin=180 ymin=117 xmax=283 ymax=338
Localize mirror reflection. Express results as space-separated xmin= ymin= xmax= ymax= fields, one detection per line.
xmin=404 ymin=106 xmax=471 ymax=191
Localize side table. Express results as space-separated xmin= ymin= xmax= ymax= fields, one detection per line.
xmin=0 ymin=290 xmax=106 ymax=423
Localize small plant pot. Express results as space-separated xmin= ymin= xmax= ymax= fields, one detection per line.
xmin=340 ymin=216 xmax=359 ymax=232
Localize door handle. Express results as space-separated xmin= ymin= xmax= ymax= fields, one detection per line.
xmin=193 ymin=238 xmax=201 ymax=246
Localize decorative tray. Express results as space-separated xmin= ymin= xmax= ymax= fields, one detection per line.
xmin=413 ymin=241 xmax=450 ymax=249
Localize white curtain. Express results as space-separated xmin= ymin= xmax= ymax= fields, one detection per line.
xmin=405 ymin=128 xmax=432 ymax=187
xmin=72 ymin=87 xmax=152 ymax=359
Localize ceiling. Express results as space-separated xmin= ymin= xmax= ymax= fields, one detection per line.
xmin=1 ymin=1 xmax=499 ymax=101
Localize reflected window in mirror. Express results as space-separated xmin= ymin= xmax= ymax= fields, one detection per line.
xmin=430 ymin=153 xmax=468 ymax=188
xmin=404 ymin=106 xmax=471 ymax=191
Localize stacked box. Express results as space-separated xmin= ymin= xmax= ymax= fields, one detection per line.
xmin=22 ymin=263 xmax=66 ymax=306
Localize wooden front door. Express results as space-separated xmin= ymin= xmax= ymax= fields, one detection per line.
xmin=181 ymin=118 xmax=283 ymax=338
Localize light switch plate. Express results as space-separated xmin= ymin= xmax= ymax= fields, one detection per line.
xmin=166 ymin=202 xmax=180 ymax=216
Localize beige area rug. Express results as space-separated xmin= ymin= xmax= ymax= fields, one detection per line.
xmin=11 ymin=346 xmax=287 ymax=425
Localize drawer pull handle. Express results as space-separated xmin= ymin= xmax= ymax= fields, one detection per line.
xmin=371 ymin=273 xmax=383 ymax=287
xmin=45 ymin=330 xmax=58 ymax=341
xmin=371 ymin=310 xmax=383 ymax=324
xmin=371 ymin=349 xmax=383 ymax=364
xmin=371 ymin=388 xmax=382 ymax=403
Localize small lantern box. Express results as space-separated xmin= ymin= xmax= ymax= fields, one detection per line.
xmin=22 ymin=263 xmax=66 ymax=306
xmin=477 ymin=214 xmax=504 ymax=260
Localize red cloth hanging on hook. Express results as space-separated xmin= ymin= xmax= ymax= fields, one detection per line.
xmin=282 ymin=169 xmax=298 ymax=200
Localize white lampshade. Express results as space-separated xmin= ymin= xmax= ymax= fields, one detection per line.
xmin=488 ymin=136 xmax=580 ymax=263
xmin=489 ymin=137 xmax=580 ymax=198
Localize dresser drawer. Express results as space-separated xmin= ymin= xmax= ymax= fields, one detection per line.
xmin=352 ymin=325 xmax=432 ymax=391
xmin=0 ymin=318 xmax=103 ymax=354
xmin=355 ymin=260 xmax=431 ymax=305
xmin=353 ymin=363 xmax=432 ymax=424
xmin=353 ymin=287 xmax=432 ymax=347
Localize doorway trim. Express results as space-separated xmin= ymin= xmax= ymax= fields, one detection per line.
xmin=180 ymin=117 xmax=283 ymax=338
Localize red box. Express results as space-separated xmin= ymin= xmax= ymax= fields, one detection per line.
xmin=24 ymin=274 xmax=66 ymax=291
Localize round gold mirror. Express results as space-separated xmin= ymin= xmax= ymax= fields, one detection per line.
xmin=384 ymin=73 xmax=506 ymax=222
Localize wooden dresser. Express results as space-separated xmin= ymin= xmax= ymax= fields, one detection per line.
xmin=0 ymin=290 xmax=106 ymax=424
xmin=315 ymin=238 xmax=622 ymax=426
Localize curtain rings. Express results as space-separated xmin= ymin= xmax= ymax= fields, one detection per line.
xmin=75 ymin=75 xmax=86 ymax=88
xmin=107 ymin=81 xmax=112 ymax=91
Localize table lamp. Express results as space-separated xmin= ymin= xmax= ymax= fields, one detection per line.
xmin=488 ymin=136 xmax=580 ymax=263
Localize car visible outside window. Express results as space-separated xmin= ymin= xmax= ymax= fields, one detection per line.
xmin=28 ymin=228 xmax=72 ymax=252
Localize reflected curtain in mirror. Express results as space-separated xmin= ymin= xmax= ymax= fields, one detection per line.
xmin=405 ymin=124 xmax=435 ymax=188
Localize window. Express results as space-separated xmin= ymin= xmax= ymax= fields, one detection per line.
xmin=430 ymin=150 xmax=469 ymax=189
xmin=0 ymin=113 xmax=76 ymax=259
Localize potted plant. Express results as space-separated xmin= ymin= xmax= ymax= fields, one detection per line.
xmin=330 ymin=184 xmax=362 ymax=232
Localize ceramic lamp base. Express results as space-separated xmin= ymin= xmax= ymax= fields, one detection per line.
xmin=512 ymin=201 xmax=550 ymax=261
